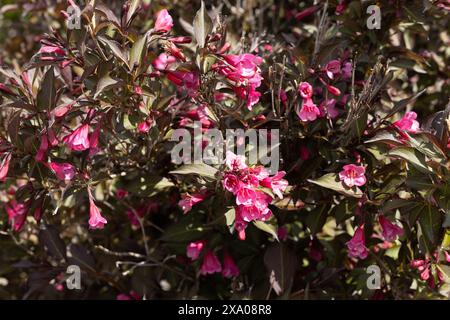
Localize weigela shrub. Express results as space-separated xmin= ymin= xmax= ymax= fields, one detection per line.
xmin=0 ymin=0 xmax=449 ymax=299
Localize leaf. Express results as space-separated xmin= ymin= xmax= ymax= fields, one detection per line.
xmin=129 ymin=34 xmax=147 ymax=69
xmin=160 ymin=215 xmax=207 ymax=242
xmin=418 ymin=205 xmax=442 ymax=251
xmin=193 ymin=1 xmax=212 ymax=48
xmin=263 ymin=243 xmax=297 ymax=296
xmin=95 ymin=4 xmax=121 ymax=27
xmin=253 ymin=220 xmax=279 ymax=241
xmin=308 ymin=173 xmax=363 ymax=198
xmin=98 ymin=36 xmax=130 ymax=69
xmin=38 ymin=225 xmax=66 ymax=261
xmin=388 ymin=146 xmax=433 ymax=173
xmin=37 ymin=67 xmax=56 ymax=111
xmin=169 ymin=164 xmax=218 ymax=179
xmin=306 ymin=205 xmax=328 ymax=234
xmin=365 ymin=130 xmax=401 ymax=145
xmin=126 ymin=0 xmax=141 ymax=27
xmin=67 ymin=244 xmax=96 ymax=272
xmin=94 ymin=74 xmax=119 ymax=99
xmin=224 ymin=207 xmax=235 ymax=226
xmin=384 ymin=89 xmax=426 ymax=120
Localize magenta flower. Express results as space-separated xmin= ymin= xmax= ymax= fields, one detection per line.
xmin=225 ymin=151 xmax=247 ymax=171
xmin=341 ymin=61 xmax=352 ymax=79
xmin=393 ymin=111 xmax=420 ymax=133
xmin=88 ymin=189 xmax=107 ymax=229
xmin=379 ymin=215 xmax=404 ymax=242
xmin=49 ymin=162 xmax=76 ymax=181
xmin=260 ymin=171 xmax=288 ymax=199
xmin=324 ymin=59 xmax=341 ymax=79
xmin=297 ymin=98 xmax=320 ymax=122
xmin=298 ymin=81 xmax=313 ymax=99
xmin=222 ymin=252 xmax=240 ymax=278
xmin=222 ymin=173 xmax=240 ymax=193
xmin=154 ymin=9 xmax=173 ymax=33
xmin=63 ymin=124 xmax=90 ymax=151
xmin=178 ymin=191 xmax=208 ymax=214
xmin=0 ymin=153 xmax=11 ymax=181
xmin=186 ymin=240 xmax=205 ymax=261
xmin=152 ymin=53 xmax=176 ymax=70
xmin=5 ymin=200 xmax=28 ymax=232
xmin=200 ymin=250 xmax=222 ymax=275
xmin=346 ymin=225 xmax=369 ymax=260
xmin=339 ymin=164 xmax=366 ymax=188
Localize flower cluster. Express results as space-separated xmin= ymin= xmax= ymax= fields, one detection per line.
xmin=222 ymin=152 xmax=288 ymax=240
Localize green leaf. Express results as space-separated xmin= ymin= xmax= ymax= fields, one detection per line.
xmin=388 ymin=147 xmax=433 ymax=173
xmin=98 ymin=36 xmax=130 ymax=69
xmin=37 ymin=67 xmax=56 ymax=111
xmin=308 ymin=173 xmax=363 ymax=198
xmin=129 ymin=34 xmax=147 ymax=69
xmin=169 ymin=164 xmax=218 ymax=179
xmin=306 ymin=205 xmax=328 ymax=234
xmin=126 ymin=0 xmax=141 ymax=26
xmin=418 ymin=205 xmax=442 ymax=252
xmin=253 ymin=220 xmax=279 ymax=241
xmin=193 ymin=1 xmax=212 ymax=48
xmin=94 ymin=74 xmax=119 ymax=99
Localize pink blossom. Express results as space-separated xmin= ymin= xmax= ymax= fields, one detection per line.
xmin=35 ymin=134 xmax=49 ymax=162
xmin=335 ymin=0 xmax=347 ymax=15
xmin=178 ymin=191 xmax=208 ymax=214
xmin=339 ymin=164 xmax=366 ymax=188
xmin=298 ymin=81 xmax=313 ymax=99
xmin=49 ymin=162 xmax=76 ymax=181
xmin=346 ymin=226 xmax=369 ymax=260
xmin=260 ymin=171 xmax=288 ymax=199
xmin=279 ymin=89 xmax=287 ymax=106
xmin=445 ymin=251 xmax=450 ymax=263
xmin=117 ymin=291 xmax=141 ymax=300
xmin=297 ymin=98 xmax=320 ymax=122
xmin=341 ymin=61 xmax=352 ymax=79
xmin=379 ymin=215 xmax=404 ymax=242
xmin=324 ymin=60 xmax=341 ymax=79
xmin=154 ymin=9 xmax=173 ymax=33
xmin=393 ymin=111 xmax=420 ymax=133
xmin=137 ymin=120 xmax=152 ymax=134
xmin=5 ymin=200 xmax=28 ymax=232
xmin=116 ymin=189 xmax=128 ymax=199
xmin=319 ymin=99 xmax=339 ymax=119
xmin=63 ymin=124 xmax=90 ymax=151
xmin=222 ymin=252 xmax=240 ymax=278
xmin=186 ymin=240 xmax=205 ymax=261
xmin=235 ymin=186 xmax=258 ymax=206
xmin=153 ymin=53 xmax=176 ymax=70
xmin=200 ymin=250 xmax=222 ymax=275
xmin=88 ymin=190 xmax=107 ymax=229
xmin=166 ymin=70 xmax=199 ymax=97
xmin=277 ymin=226 xmax=288 ymax=241
xmin=225 ymin=151 xmax=247 ymax=171
xmin=223 ymin=174 xmax=240 ymax=193
xmin=0 ymin=153 xmax=11 ymax=181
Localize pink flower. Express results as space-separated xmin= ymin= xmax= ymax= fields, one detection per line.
xmin=335 ymin=0 xmax=347 ymax=15
xmin=63 ymin=124 xmax=90 ymax=151
xmin=339 ymin=164 xmax=366 ymax=188
xmin=0 ymin=153 xmax=11 ymax=181
xmin=298 ymin=82 xmax=313 ymax=99
xmin=223 ymin=174 xmax=240 ymax=193
xmin=222 ymin=252 xmax=240 ymax=278
xmin=115 ymin=189 xmax=128 ymax=199
xmin=35 ymin=134 xmax=49 ymax=162
xmin=152 ymin=53 xmax=176 ymax=70
xmin=137 ymin=120 xmax=152 ymax=134
xmin=319 ymin=99 xmax=339 ymax=119
xmin=178 ymin=191 xmax=208 ymax=214
xmin=277 ymin=226 xmax=288 ymax=241
xmin=235 ymin=186 xmax=258 ymax=206
xmin=445 ymin=251 xmax=450 ymax=263
xmin=200 ymin=250 xmax=222 ymax=275
xmin=324 ymin=60 xmax=341 ymax=79
xmin=166 ymin=70 xmax=199 ymax=97
xmin=297 ymin=98 xmax=320 ymax=122
xmin=218 ymin=54 xmax=263 ymax=109
xmin=117 ymin=291 xmax=141 ymax=300
xmin=186 ymin=240 xmax=205 ymax=261
xmin=154 ymin=9 xmax=173 ymax=33
xmin=88 ymin=190 xmax=107 ymax=229
xmin=279 ymin=89 xmax=287 ymax=106
xmin=379 ymin=215 xmax=404 ymax=242
xmin=260 ymin=171 xmax=288 ymax=199
xmin=225 ymin=151 xmax=247 ymax=171
xmin=5 ymin=200 xmax=28 ymax=231
xmin=49 ymin=162 xmax=76 ymax=181
xmin=346 ymin=226 xmax=369 ymax=260
xmin=393 ymin=111 xmax=420 ymax=133
xmin=341 ymin=61 xmax=352 ymax=79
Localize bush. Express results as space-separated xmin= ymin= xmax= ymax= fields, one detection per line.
xmin=0 ymin=0 xmax=449 ymax=299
